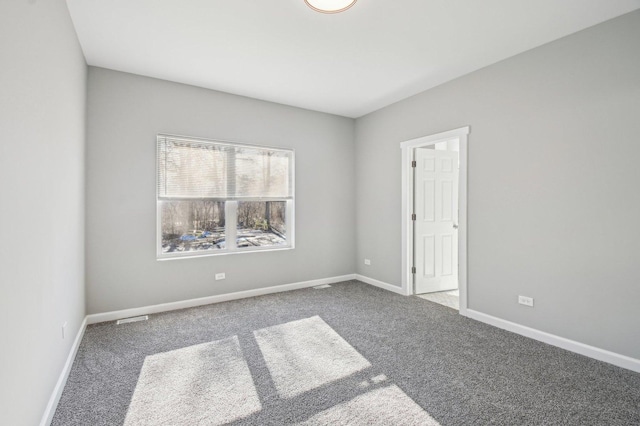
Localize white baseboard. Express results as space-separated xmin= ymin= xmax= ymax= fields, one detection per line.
xmin=466 ymin=309 xmax=640 ymax=374
xmin=42 ymin=274 xmax=356 ymax=424
xmin=42 ymin=277 xmax=638 ymax=426
xmin=86 ymin=274 xmax=357 ymax=325
xmin=40 ymin=317 xmax=87 ymax=426
xmin=355 ymin=274 xmax=407 ymax=295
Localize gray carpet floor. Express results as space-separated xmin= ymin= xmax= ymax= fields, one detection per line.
xmin=52 ymin=280 xmax=640 ymax=425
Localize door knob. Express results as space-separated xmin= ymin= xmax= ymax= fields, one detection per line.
xmin=453 ymin=223 xmax=459 ymax=229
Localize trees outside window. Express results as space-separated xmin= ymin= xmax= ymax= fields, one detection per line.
xmin=157 ymin=135 xmax=294 ymax=258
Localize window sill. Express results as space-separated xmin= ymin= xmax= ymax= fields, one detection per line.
xmin=157 ymin=245 xmax=294 ymax=261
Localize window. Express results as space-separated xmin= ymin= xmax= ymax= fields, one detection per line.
xmin=157 ymin=134 xmax=294 ymax=258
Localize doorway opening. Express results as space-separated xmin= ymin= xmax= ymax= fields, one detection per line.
xmin=400 ymin=127 xmax=469 ymax=315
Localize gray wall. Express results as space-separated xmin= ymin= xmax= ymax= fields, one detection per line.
xmin=355 ymin=11 xmax=640 ymax=359
xmin=0 ymin=1 xmax=87 ymax=425
xmin=86 ymin=68 xmax=356 ymax=314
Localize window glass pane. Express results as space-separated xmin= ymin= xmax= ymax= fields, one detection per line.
xmin=234 ymin=148 xmax=291 ymax=198
xmin=161 ymin=201 xmax=226 ymax=253
xmin=236 ymin=201 xmax=286 ymax=248
xmin=158 ymin=140 xmax=228 ymax=198
xmin=158 ymin=136 xmax=292 ymax=199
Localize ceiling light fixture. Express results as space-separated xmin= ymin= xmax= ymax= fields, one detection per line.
xmin=304 ymin=0 xmax=357 ymax=14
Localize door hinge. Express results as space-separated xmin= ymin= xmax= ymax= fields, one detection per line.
xmin=411 ymin=266 xmax=416 ymax=274
xmin=411 ymin=160 xmax=417 ymax=168
xmin=411 ymin=213 xmax=416 ymax=221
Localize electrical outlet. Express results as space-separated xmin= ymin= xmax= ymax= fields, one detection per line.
xmin=215 ymin=273 xmax=226 ymax=280
xmin=364 ymin=259 xmax=371 ymax=265
xmin=62 ymin=322 xmax=68 ymax=339
xmin=518 ymin=295 xmax=534 ymax=307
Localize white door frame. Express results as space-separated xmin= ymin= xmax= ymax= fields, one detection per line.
xmin=400 ymin=126 xmax=470 ymax=316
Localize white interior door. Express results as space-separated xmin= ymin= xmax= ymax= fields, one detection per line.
xmin=414 ymin=148 xmax=459 ymax=294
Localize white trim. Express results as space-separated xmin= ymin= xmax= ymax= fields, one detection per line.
xmin=400 ymin=126 xmax=470 ymax=314
xmin=157 ymin=246 xmax=295 ymax=261
xmin=40 ymin=317 xmax=88 ymax=426
xmin=355 ymin=274 xmax=407 ymax=295
xmin=400 ymin=144 xmax=414 ymax=297
xmin=400 ymin=126 xmax=470 ymax=149
xmin=457 ymin=131 xmax=469 ymax=316
xmin=86 ymin=274 xmax=356 ymax=325
xmin=466 ymin=309 xmax=640 ymax=373
xmin=226 ymin=200 xmax=238 ymax=251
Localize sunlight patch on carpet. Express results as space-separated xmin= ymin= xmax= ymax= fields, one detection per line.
xmin=123 ymin=336 xmax=261 ymax=426
xmin=298 ymin=385 xmax=441 ymax=425
xmin=254 ymin=316 xmax=371 ymax=398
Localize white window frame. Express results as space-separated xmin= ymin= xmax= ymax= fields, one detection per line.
xmin=156 ymin=134 xmax=295 ymax=260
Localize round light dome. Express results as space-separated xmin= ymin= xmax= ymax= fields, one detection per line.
xmin=304 ymin=0 xmax=357 ymax=14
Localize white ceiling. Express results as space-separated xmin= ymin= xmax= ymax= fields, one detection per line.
xmin=66 ymin=0 xmax=640 ymax=118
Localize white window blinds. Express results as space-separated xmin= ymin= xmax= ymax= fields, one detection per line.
xmin=157 ymin=135 xmax=293 ymax=200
